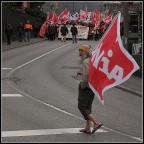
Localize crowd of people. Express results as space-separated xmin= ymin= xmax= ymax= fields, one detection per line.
xmin=40 ymin=20 xmax=110 ymax=43
xmin=4 ymin=19 xmax=111 ymax=45
xmin=45 ymin=23 xmax=59 ymax=41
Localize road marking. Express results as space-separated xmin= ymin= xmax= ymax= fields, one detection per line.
xmin=2 ymin=128 xmax=107 ymax=137
xmin=2 ymin=68 xmax=12 ymax=69
xmin=2 ymin=94 xmax=23 ymax=97
xmin=104 ymin=127 xmax=142 ymax=142
xmin=6 ymin=42 xmax=84 ymax=120
xmin=7 ymin=43 xmax=71 ymax=73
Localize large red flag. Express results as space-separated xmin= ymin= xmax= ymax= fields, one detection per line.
xmin=88 ymin=12 xmax=140 ymax=105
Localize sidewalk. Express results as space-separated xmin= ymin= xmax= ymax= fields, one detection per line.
xmin=2 ymin=37 xmax=46 ymax=51
xmin=116 ymin=75 xmax=142 ymax=97
xmin=2 ymin=38 xmax=142 ymax=97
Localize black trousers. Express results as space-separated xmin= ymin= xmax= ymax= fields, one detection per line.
xmin=19 ymin=33 xmax=23 ymax=41
xmin=49 ymin=34 xmax=53 ymax=41
xmin=94 ymin=34 xmax=99 ymax=40
xmin=78 ymin=86 xmax=94 ymax=120
xmin=6 ymin=34 xmax=11 ymax=44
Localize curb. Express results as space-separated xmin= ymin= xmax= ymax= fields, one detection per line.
xmin=116 ymin=85 xmax=142 ymax=97
xmin=2 ymin=39 xmax=46 ymax=51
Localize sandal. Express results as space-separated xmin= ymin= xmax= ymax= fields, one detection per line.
xmin=79 ymin=129 xmax=91 ymax=134
xmin=92 ymin=124 xmax=103 ymax=134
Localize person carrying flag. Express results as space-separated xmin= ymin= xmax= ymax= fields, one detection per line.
xmin=77 ymin=44 xmax=103 ymax=134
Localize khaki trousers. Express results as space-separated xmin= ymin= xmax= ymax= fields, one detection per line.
xmin=61 ymin=35 xmax=66 ymax=42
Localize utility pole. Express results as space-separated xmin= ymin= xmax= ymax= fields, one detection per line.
xmin=73 ymin=2 xmax=74 ymax=13
xmin=83 ymin=2 xmax=84 ymax=10
xmin=50 ymin=3 xmax=54 ymax=11
xmin=123 ymin=2 xmax=129 ymax=50
xmin=137 ymin=3 xmax=142 ymax=43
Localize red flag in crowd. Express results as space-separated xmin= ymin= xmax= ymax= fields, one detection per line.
xmin=61 ymin=14 xmax=69 ymax=24
xmin=91 ymin=10 xmax=101 ymax=25
xmin=45 ymin=11 xmax=58 ymax=24
xmin=88 ymin=12 xmax=140 ymax=105
xmin=103 ymin=14 xmax=113 ymax=24
xmin=95 ymin=20 xmax=100 ymax=29
xmin=51 ymin=12 xmax=58 ymax=24
xmin=80 ymin=10 xmax=87 ymax=20
xmin=58 ymin=8 xmax=69 ymax=24
xmin=39 ymin=23 xmax=47 ymax=38
xmin=77 ymin=13 xmax=81 ymax=21
xmin=84 ymin=6 xmax=88 ymax=17
xmin=45 ymin=11 xmax=53 ymax=23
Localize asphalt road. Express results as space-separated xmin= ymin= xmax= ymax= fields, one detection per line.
xmin=2 ymin=40 xmax=142 ymax=142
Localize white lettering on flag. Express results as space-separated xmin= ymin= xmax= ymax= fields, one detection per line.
xmin=88 ymin=12 xmax=140 ymax=105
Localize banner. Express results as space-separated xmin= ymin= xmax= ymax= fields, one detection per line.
xmin=58 ymin=25 xmax=89 ymax=39
xmin=88 ymin=12 xmax=140 ymax=105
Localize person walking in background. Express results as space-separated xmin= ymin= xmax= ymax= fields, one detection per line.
xmin=5 ymin=24 xmax=13 ymax=45
xmin=47 ymin=23 xmax=55 ymax=41
xmin=33 ymin=21 xmax=40 ymax=38
xmin=60 ymin=23 xmax=68 ymax=42
xmin=17 ymin=22 xmax=24 ymax=42
xmin=52 ymin=24 xmax=56 ymax=41
xmin=24 ymin=20 xmax=33 ymax=41
xmin=55 ymin=24 xmax=59 ymax=40
xmin=93 ymin=26 xmax=99 ymax=41
xmin=70 ymin=23 xmax=78 ymax=43
xmin=77 ymin=44 xmax=103 ymax=134
xmin=45 ymin=23 xmax=50 ymax=40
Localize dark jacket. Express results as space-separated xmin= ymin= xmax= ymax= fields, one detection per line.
xmin=5 ymin=25 xmax=13 ymax=36
xmin=48 ymin=25 xmax=55 ymax=34
xmin=71 ymin=26 xmax=78 ymax=35
xmin=17 ymin=24 xmax=24 ymax=34
xmin=60 ymin=25 xmax=68 ymax=35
